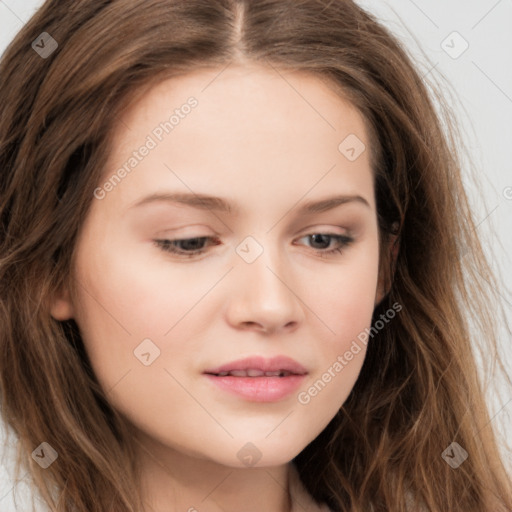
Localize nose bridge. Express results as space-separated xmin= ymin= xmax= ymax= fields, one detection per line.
xmin=238 ymin=232 xmax=286 ymax=293
xmin=228 ymin=232 xmax=303 ymax=331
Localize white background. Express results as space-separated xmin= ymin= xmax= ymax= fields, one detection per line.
xmin=0 ymin=0 xmax=511 ymax=509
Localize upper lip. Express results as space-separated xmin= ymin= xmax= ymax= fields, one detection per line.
xmin=204 ymin=355 xmax=308 ymax=375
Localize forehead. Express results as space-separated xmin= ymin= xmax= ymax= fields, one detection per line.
xmin=115 ymin=63 xmax=369 ymax=145
xmin=98 ymin=63 xmax=375 ymax=214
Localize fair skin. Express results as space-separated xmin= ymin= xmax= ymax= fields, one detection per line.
xmin=51 ymin=63 xmax=388 ymax=512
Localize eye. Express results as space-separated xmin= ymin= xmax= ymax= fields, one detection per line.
xmin=296 ymin=233 xmax=354 ymax=258
xmin=153 ymin=236 xmax=219 ymax=258
xmin=153 ymin=233 xmax=353 ymax=259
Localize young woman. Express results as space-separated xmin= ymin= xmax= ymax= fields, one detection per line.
xmin=0 ymin=1 xmax=511 ymax=511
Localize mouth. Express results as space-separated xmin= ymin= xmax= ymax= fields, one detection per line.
xmin=205 ymin=369 xmax=303 ymax=377
xmin=203 ymin=355 xmax=308 ymax=402
xmin=203 ymin=355 xmax=308 ymax=377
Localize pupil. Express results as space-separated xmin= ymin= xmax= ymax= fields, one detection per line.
xmin=310 ymin=234 xmax=330 ymax=249
xmin=182 ymin=237 xmax=206 ymax=250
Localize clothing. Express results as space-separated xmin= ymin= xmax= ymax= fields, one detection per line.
xmin=289 ymin=463 xmax=332 ymax=512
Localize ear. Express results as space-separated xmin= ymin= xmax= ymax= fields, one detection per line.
xmin=374 ymin=231 xmax=399 ymax=307
xmin=50 ymin=283 xmax=75 ymax=321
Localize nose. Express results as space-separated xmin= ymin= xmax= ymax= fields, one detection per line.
xmin=224 ymin=242 xmax=305 ymax=335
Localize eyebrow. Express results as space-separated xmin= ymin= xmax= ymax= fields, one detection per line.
xmin=128 ymin=192 xmax=371 ymax=215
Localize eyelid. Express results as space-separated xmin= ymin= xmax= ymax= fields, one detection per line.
xmin=296 ymin=224 xmax=351 ymax=236
xmin=154 ymin=225 xmax=214 ymax=236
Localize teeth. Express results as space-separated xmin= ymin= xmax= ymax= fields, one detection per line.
xmin=247 ymin=369 xmax=265 ymax=377
xmin=229 ymin=370 xmax=250 ymax=377
xmin=215 ymin=369 xmax=293 ymax=377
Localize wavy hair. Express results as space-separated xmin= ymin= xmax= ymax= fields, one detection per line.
xmin=1 ymin=1 xmax=511 ymax=511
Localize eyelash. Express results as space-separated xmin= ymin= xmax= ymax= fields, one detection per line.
xmin=153 ymin=233 xmax=354 ymax=259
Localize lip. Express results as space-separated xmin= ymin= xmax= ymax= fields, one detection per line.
xmin=203 ymin=355 xmax=308 ymax=375
xmin=203 ymin=355 xmax=308 ymax=403
xmin=204 ymin=373 xmax=307 ymax=402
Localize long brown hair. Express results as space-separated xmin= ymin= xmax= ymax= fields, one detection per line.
xmin=1 ymin=1 xmax=511 ymax=511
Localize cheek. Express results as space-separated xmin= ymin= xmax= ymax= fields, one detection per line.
xmin=69 ymin=258 xmax=199 ymax=439
xmin=314 ymin=242 xmax=380 ymax=343
xmin=297 ymin=247 xmax=378 ymax=411
xmin=75 ymin=242 xmax=197 ymax=337
xmin=297 ymin=284 xmax=372 ymax=422
xmin=70 ymin=237 xmax=221 ymax=400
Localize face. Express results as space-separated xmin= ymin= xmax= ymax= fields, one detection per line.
xmin=51 ymin=63 xmax=384 ymax=469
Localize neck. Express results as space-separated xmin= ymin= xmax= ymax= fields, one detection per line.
xmin=134 ymin=430 xmax=293 ymax=512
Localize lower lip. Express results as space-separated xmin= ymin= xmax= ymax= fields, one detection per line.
xmin=204 ymin=374 xmax=307 ymax=402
